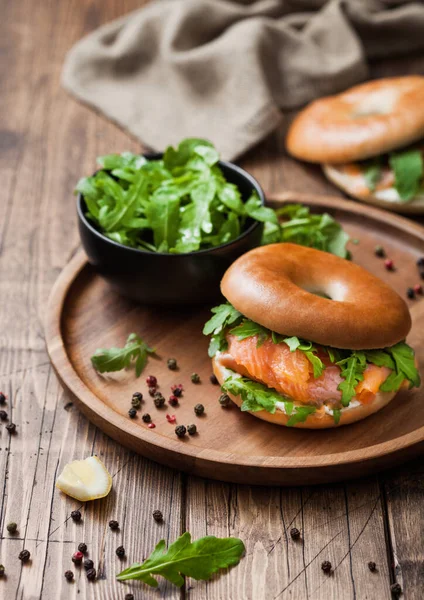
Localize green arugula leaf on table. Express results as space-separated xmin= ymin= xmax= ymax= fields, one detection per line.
xmin=91 ymin=333 xmax=154 ymax=378
xmin=389 ymin=149 xmax=423 ymax=202
xmin=116 ymin=532 xmax=245 ymax=587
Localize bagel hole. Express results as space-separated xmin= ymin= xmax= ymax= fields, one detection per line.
xmin=303 ymin=282 xmax=347 ymax=302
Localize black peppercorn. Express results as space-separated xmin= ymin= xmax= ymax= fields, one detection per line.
xmin=148 ymin=386 xmax=157 ymax=397
xmin=219 ymin=393 xmax=230 ymax=408
xmin=132 ymin=391 xmax=143 ymax=401
xmin=6 ymin=422 xmax=16 ymax=434
xmin=368 ymin=561 xmax=377 ymax=572
xmin=167 ymin=358 xmax=178 ymax=370
xmin=128 ymin=407 xmax=137 ymax=419
xmin=86 ymin=567 xmax=96 ymax=581
xmin=19 ymin=549 xmax=31 ymax=563
xmin=84 ymin=558 xmax=94 ymax=570
xmin=194 ymin=403 xmax=205 ymax=416
xmin=168 ymin=395 xmax=179 ymax=407
xmin=390 ymin=582 xmax=402 ymax=597
xmin=142 ymin=413 xmax=151 ymax=423
xmin=210 ymin=374 xmax=218 ymax=385
xmin=116 ymin=545 xmax=126 ymax=558
xmin=125 ymin=594 xmax=134 ymax=600
xmin=0 ymin=392 xmax=6 ymax=405
xmin=64 ymin=570 xmax=74 ymax=581
xmin=7 ymin=522 xmax=17 ymax=534
xmin=407 ymin=287 xmax=415 ymax=299
xmin=374 ymin=245 xmax=385 ymax=258
xmin=0 ymin=565 xmax=5 ymax=578
xmin=0 ymin=410 xmax=8 ymax=421
xmin=191 ymin=373 xmax=200 ymax=384
xmin=417 ymin=257 xmax=424 ymax=268
xmin=187 ymin=424 xmax=197 ymax=435
xmin=71 ymin=510 xmax=82 ymax=522
xmin=321 ymin=560 xmax=332 ymax=574
xmin=172 ymin=385 xmax=183 ymax=397
xmin=109 ymin=520 xmax=119 ymax=530
xmin=154 ymin=393 xmax=165 ymax=408
xmin=131 ymin=392 xmax=142 ymax=409
xmin=153 ymin=509 xmax=163 ymax=522
xmin=290 ymin=527 xmax=301 ymax=540
xmin=78 ymin=542 xmax=87 ymax=554
xmin=175 ymin=425 xmax=187 ymax=438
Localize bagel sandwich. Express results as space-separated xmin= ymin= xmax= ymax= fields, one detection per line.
xmin=203 ymin=243 xmax=420 ymax=429
xmin=286 ymin=76 xmax=424 ymax=213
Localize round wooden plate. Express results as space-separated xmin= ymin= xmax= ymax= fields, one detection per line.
xmin=45 ymin=193 xmax=424 ymax=485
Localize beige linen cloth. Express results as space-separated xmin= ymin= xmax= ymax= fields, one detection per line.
xmin=62 ymin=0 xmax=424 ymax=160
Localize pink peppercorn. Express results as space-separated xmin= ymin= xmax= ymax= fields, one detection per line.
xmin=384 ymin=259 xmax=394 ymax=271
xmin=148 ymin=422 xmax=156 ymax=429
xmin=72 ymin=551 xmax=84 ymax=565
xmin=166 ymin=414 xmax=177 ymax=424
xmin=414 ymin=284 xmax=423 ymax=294
xmin=168 ymin=395 xmax=179 ymax=406
xmin=146 ymin=375 xmax=157 ymax=387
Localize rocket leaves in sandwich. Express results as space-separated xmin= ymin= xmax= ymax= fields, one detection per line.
xmin=389 ymin=149 xmax=423 ymax=202
xmin=286 ymin=405 xmax=317 ymax=427
xmin=229 ymin=320 xmax=270 ymax=347
xmin=336 ymin=352 xmax=367 ymax=407
xmin=116 ymin=532 xmax=245 ymax=587
xmin=221 ymin=372 xmax=293 ymax=416
xmin=380 ymin=342 xmax=421 ymax=390
xmin=332 ymin=408 xmax=342 ymax=425
xmin=363 ymin=161 xmax=382 ymax=192
xmin=203 ymin=303 xmax=242 ymax=358
xmin=91 ymin=333 xmax=155 ymax=377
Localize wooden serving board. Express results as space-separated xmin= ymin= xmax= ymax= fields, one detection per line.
xmin=45 ymin=193 xmax=424 ymax=485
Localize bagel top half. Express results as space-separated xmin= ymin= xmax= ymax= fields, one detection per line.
xmin=286 ymin=76 xmax=424 ymax=164
xmin=221 ymin=243 xmax=411 ymax=350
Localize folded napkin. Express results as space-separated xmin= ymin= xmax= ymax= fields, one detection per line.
xmin=62 ymin=0 xmax=424 ymax=160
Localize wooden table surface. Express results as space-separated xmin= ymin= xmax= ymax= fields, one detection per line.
xmin=1 ymin=1 xmax=423 ymax=598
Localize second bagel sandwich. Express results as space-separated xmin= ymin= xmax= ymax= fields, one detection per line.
xmin=203 ymin=243 xmax=420 ymax=429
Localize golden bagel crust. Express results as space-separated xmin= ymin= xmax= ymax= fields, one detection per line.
xmin=221 ymin=243 xmax=411 ymax=350
xmin=323 ymin=164 xmax=424 ymax=215
xmin=286 ymin=76 xmax=424 ymax=164
xmin=212 ymin=357 xmax=397 ymax=429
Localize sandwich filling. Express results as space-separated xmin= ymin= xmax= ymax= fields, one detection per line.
xmin=204 ymin=303 xmax=420 ymax=426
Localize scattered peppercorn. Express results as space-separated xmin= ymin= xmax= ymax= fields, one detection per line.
xmin=219 ymin=393 xmax=231 ymax=408
xmin=171 ymin=384 xmax=183 ymax=396
xmin=148 ymin=422 xmax=156 ymax=429
xmin=148 ymin=386 xmax=157 ymax=397
xmin=187 ymin=424 xmax=197 ymax=435
xmin=128 ymin=407 xmax=137 ymax=419
xmin=71 ymin=510 xmax=82 ymax=523
xmin=321 ymin=560 xmax=332 ymax=574
xmin=167 ymin=358 xmax=178 ymax=370
xmin=142 ymin=413 xmax=151 ymax=423
xmin=84 ymin=558 xmax=94 ymax=570
xmin=7 ymin=522 xmax=17 ymax=534
xmin=390 ymin=582 xmax=402 ymax=597
xmin=109 ymin=520 xmax=119 ymax=530
xmin=19 ymin=549 xmax=31 ymax=563
xmin=168 ymin=395 xmax=179 ymax=407
xmin=0 ymin=565 xmax=5 ymax=578
xmin=417 ymin=257 xmax=424 ymax=268
xmin=125 ymin=594 xmax=134 ymax=600
xmin=72 ymin=551 xmax=83 ymax=565
xmin=6 ymin=423 xmax=16 ymax=434
xmin=64 ymin=570 xmax=74 ymax=581
xmin=384 ymin=259 xmax=394 ymax=271
xmin=166 ymin=414 xmax=177 ymax=424
xmin=146 ymin=375 xmax=157 ymax=387
xmin=407 ymin=287 xmax=415 ymax=300
xmin=368 ymin=561 xmax=377 ymax=572
xmin=131 ymin=393 xmax=142 ymax=409
xmin=290 ymin=527 xmax=301 ymax=540
xmin=0 ymin=410 xmax=8 ymax=421
xmin=132 ymin=391 xmax=143 ymax=401
xmin=414 ymin=284 xmax=423 ymax=295
xmin=78 ymin=543 xmax=87 ymax=554
xmin=194 ymin=403 xmax=205 ymax=416
xmin=191 ymin=373 xmax=200 ymax=384
xmin=210 ymin=374 xmax=218 ymax=385
xmin=116 ymin=545 xmax=126 ymax=558
xmin=86 ymin=567 xmax=96 ymax=581
xmin=153 ymin=393 xmax=165 ymax=408
xmin=0 ymin=392 xmax=6 ymax=405
xmin=175 ymin=425 xmax=187 ymax=438
xmin=375 ymin=245 xmax=385 ymax=258
xmin=153 ymin=510 xmax=163 ymax=522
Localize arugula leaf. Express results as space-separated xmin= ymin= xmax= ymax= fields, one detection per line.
xmin=286 ymin=406 xmax=316 ymax=427
xmin=145 ymin=190 xmax=180 ymax=251
xmin=203 ymin=304 xmax=242 ymax=358
xmin=380 ymin=371 xmax=406 ymax=393
xmin=222 ymin=372 xmax=286 ymax=414
xmin=304 ymin=351 xmax=325 ymax=378
xmin=230 ymin=320 xmax=270 ymax=346
xmin=244 ymin=192 xmax=279 ymax=225
xmin=337 ymin=352 xmax=367 ymax=406
xmin=91 ymin=333 xmax=154 ymax=377
xmin=386 ymin=342 xmax=420 ymax=388
xmin=116 ymin=532 xmax=244 ymax=587
xmin=363 ymin=162 xmax=382 ymax=192
xmin=389 ymin=149 xmax=423 ymax=202
xmin=332 ymin=408 xmax=342 ymax=425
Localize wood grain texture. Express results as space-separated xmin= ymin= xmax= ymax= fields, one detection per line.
xmin=0 ymin=0 xmax=423 ymax=597
xmin=45 ymin=195 xmax=424 ymax=486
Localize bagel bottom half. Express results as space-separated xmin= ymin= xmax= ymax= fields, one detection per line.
xmin=323 ymin=164 xmax=424 ymax=215
xmin=212 ymin=357 xmax=397 ymax=429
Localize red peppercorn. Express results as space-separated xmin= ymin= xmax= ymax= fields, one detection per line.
xmin=414 ymin=284 xmax=423 ymax=295
xmin=166 ymin=414 xmax=177 ymax=424
xmin=384 ymin=259 xmax=394 ymax=271
xmin=168 ymin=395 xmax=179 ymax=406
xmin=148 ymin=422 xmax=156 ymax=429
xmin=72 ymin=551 xmax=84 ymax=564
xmin=146 ymin=375 xmax=157 ymax=387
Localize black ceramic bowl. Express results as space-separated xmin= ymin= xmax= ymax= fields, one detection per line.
xmin=77 ymin=155 xmax=265 ymax=305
